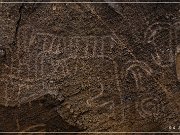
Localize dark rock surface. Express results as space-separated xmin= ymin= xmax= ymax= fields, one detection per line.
xmin=0 ymin=0 xmax=180 ymax=133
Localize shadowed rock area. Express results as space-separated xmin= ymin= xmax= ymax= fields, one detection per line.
xmin=0 ymin=0 xmax=180 ymax=133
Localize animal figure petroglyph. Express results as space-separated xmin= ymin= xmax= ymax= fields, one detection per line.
xmin=0 ymin=25 xmax=123 ymax=119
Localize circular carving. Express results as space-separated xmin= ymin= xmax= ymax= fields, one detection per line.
xmin=136 ymin=93 xmax=165 ymax=119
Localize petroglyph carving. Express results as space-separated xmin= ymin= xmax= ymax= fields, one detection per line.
xmin=136 ymin=93 xmax=165 ymax=119
xmin=137 ymin=97 xmax=161 ymax=118
xmin=144 ymin=22 xmax=174 ymax=67
xmin=2 ymin=25 xmax=122 ymax=114
xmin=123 ymin=60 xmax=153 ymax=89
xmin=56 ymin=56 xmax=124 ymax=127
xmin=0 ymin=24 xmax=124 ymax=130
xmin=1 ymin=3 xmax=180 ymax=132
xmin=86 ymin=77 xmax=115 ymax=114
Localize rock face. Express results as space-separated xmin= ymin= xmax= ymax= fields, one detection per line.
xmin=177 ymin=45 xmax=180 ymax=81
xmin=0 ymin=0 xmax=180 ymax=133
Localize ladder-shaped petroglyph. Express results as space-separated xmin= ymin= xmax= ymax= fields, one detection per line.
xmin=144 ymin=22 xmax=174 ymax=68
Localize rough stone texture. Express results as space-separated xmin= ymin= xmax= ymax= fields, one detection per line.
xmin=0 ymin=0 xmax=180 ymax=133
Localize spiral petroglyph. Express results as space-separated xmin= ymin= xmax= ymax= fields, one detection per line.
xmin=136 ymin=94 xmax=165 ymax=119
